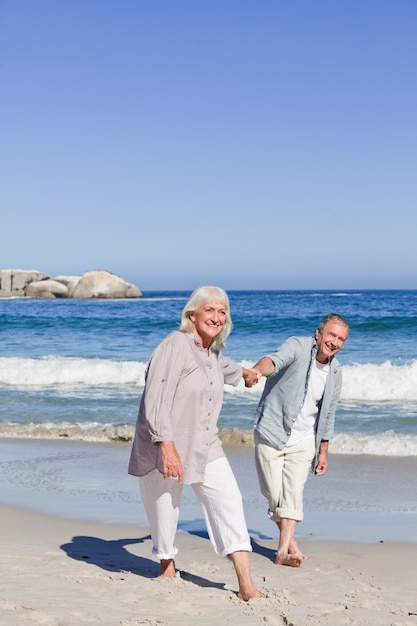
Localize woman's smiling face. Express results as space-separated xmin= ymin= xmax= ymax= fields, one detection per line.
xmin=189 ymin=301 xmax=227 ymax=348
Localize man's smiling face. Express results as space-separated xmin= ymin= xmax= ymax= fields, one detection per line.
xmin=315 ymin=320 xmax=349 ymax=364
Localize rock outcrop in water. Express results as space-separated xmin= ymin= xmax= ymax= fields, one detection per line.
xmin=0 ymin=269 xmax=142 ymax=299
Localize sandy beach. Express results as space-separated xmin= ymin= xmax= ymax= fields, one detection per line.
xmin=1 ymin=439 xmax=417 ymax=625
xmin=1 ymin=504 xmax=417 ymax=626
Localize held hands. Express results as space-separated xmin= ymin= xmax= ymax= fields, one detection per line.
xmin=159 ymin=441 xmax=184 ymax=483
xmin=243 ymin=357 xmax=275 ymax=387
xmin=242 ymin=367 xmax=261 ymax=388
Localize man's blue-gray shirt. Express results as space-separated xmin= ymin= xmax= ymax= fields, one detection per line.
xmin=253 ymin=335 xmax=343 ymax=471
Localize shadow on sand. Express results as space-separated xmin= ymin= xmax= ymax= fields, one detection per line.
xmin=60 ymin=534 xmax=158 ymax=578
xmin=60 ymin=521 xmax=232 ymax=592
xmin=60 ymin=518 xmax=274 ymax=590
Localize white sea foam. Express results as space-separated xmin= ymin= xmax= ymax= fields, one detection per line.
xmin=0 ymin=356 xmax=146 ymax=387
xmin=309 ymin=292 xmax=362 ymax=297
xmin=341 ymin=360 xmax=417 ymax=401
xmin=0 ymin=421 xmax=135 ymax=442
xmin=1 ymin=422 xmax=416 ymax=456
xmin=232 ymin=359 xmax=417 ymax=401
xmin=331 ymin=431 xmax=417 ymax=456
xmin=1 ymin=356 xmax=417 ymax=403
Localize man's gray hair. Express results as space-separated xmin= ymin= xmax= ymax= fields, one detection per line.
xmin=317 ymin=313 xmax=349 ymax=334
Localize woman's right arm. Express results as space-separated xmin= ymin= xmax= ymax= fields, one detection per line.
xmin=142 ymin=334 xmax=184 ymax=442
xmin=142 ymin=333 xmax=185 ymax=481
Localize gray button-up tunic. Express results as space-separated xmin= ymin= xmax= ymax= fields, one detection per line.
xmin=128 ymin=330 xmax=242 ymax=484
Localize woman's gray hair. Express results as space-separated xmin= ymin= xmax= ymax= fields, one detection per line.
xmin=179 ymin=285 xmax=232 ymax=350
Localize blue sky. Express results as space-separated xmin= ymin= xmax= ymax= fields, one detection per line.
xmin=1 ymin=0 xmax=416 ymax=291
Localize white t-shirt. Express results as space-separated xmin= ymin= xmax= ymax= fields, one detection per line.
xmin=286 ymin=358 xmax=329 ymax=446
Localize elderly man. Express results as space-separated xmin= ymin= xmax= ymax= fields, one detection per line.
xmin=251 ymin=313 xmax=349 ymax=566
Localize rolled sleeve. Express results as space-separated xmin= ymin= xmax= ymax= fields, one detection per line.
xmin=142 ymin=335 xmax=185 ymax=442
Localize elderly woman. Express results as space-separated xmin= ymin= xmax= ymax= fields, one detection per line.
xmin=128 ymin=285 xmax=260 ymax=601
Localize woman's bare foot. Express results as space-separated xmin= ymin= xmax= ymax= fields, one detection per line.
xmin=159 ymin=559 xmax=176 ymax=578
xmin=237 ymin=584 xmax=262 ymax=601
xmin=228 ymin=551 xmax=262 ymax=601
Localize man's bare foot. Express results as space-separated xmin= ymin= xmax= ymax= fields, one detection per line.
xmin=237 ymin=585 xmax=262 ymax=601
xmin=275 ymin=552 xmax=303 ymax=567
xmin=288 ymin=538 xmax=308 ymax=562
xmin=159 ymin=559 xmax=176 ymax=578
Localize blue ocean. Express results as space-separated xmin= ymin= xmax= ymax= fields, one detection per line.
xmin=1 ymin=289 xmax=417 ymax=458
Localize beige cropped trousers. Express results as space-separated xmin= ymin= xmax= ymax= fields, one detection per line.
xmin=254 ymin=430 xmax=315 ymax=523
